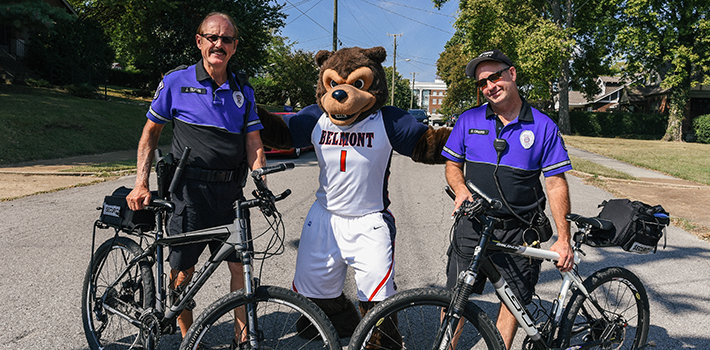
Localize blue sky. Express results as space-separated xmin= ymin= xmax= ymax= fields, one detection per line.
xmin=274 ymin=0 xmax=460 ymax=83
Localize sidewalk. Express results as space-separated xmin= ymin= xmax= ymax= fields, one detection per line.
xmin=567 ymin=146 xmax=710 ymax=230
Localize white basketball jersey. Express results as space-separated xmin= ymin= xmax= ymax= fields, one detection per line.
xmin=312 ymin=111 xmax=393 ymax=216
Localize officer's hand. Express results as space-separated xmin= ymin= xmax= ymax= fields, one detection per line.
xmin=550 ymin=240 xmax=574 ymax=272
xmin=127 ymin=185 xmax=151 ymax=211
xmin=452 ymin=192 xmax=474 ymax=217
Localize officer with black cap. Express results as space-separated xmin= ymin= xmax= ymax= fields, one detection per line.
xmin=441 ymin=49 xmax=574 ymax=349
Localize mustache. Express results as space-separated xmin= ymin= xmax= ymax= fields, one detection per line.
xmin=210 ymin=48 xmax=227 ymax=55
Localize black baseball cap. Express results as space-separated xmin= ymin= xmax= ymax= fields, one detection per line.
xmin=465 ymin=49 xmax=514 ymax=78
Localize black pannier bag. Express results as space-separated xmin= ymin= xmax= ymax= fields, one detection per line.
xmin=590 ymin=199 xmax=670 ymax=254
xmin=99 ymin=186 xmax=156 ymax=233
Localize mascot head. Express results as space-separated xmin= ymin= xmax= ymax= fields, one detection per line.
xmin=315 ymin=46 xmax=389 ymax=126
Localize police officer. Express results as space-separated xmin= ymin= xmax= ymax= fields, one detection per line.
xmin=441 ymin=49 xmax=574 ymax=349
xmin=126 ymin=12 xmax=265 ymax=347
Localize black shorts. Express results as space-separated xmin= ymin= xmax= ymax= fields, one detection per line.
xmin=446 ymin=218 xmax=541 ymax=304
xmin=167 ymin=178 xmax=244 ymax=271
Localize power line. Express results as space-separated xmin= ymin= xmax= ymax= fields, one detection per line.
xmin=284 ymin=0 xmax=330 ymax=33
xmin=358 ymin=0 xmax=455 ymax=35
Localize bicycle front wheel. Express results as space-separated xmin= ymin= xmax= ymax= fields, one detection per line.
xmin=348 ymin=288 xmax=505 ymax=350
xmin=558 ymin=267 xmax=650 ymax=350
xmin=82 ymin=236 xmax=156 ymax=350
xmin=180 ymin=285 xmax=341 ymax=350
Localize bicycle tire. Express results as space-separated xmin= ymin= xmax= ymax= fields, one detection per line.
xmin=558 ymin=267 xmax=650 ymax=350
xmin=348 ymin=287 xmax=506 ymax=350
xmin=180 ymin=285 xmax=341 ymax=350
xmin=82 ymin=236 xmax=156 ymax=350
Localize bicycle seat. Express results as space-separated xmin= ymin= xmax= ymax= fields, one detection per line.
xmin=565 ymin=213 xmax=613 ymax=231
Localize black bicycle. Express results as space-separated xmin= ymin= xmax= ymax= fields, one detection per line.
xmin=348 ymin=181 xmax=652 ymax=350
xmin=82 ymin=162 xmax=341 ymax=350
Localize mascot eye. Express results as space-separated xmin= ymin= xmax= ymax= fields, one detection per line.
xmin=353 ymin=79 xmax=365 ymax=89
xmin=329 ymin=80 xmax=339 ymax=88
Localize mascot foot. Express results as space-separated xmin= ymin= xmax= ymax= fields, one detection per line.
xmin=297 ymin=293 xmax=360 ymax=339
xmin=359 ymin=301 xmax=402 ymax=350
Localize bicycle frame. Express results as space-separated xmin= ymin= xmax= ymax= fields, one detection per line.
xmin=443 ymin=181 xmax=617 ymax=350
xmin=95 ymin=164 xmax=292 ymax=347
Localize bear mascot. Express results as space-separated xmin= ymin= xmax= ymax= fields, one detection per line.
xmin=258 ymin=46 xmax=450 ymax=348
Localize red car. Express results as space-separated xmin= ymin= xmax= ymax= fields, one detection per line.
xmin=263 ymin=112 xmax=313 ymax=158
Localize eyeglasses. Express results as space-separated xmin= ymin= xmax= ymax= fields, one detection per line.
xmin=475 ymin=67 xmax=510 ymax=89
xmin=199 ymin=33 xmax=237 ymax=45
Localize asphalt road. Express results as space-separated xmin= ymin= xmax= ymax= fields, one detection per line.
xmin=1 ymin=151 xmax=709 ymax=349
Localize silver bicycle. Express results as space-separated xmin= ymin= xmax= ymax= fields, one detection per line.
xmin=349 ymin=181 xmax=652 ymax=350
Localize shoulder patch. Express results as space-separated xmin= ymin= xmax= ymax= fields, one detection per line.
xmin=153 ymin=80 xmax=164 ymax=101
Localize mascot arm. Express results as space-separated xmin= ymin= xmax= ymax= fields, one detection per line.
xmin=411 ymin=127 xmax=452 ymax=164
xmin=257 ymin=106 xmax=294 ymax=150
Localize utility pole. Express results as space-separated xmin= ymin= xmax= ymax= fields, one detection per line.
xmin=388 ymin=33 xmax=402 ymax=106
xmin=333 ymin=0 xmax=338 ymax=51
xmin=410 ymin=72 xmax=417 ymax=109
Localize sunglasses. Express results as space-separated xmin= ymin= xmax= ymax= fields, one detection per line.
xmin=475 ymin=67 xmax=510 ymax=88
xmin=199 ymin=33 xmax=237 ymax=45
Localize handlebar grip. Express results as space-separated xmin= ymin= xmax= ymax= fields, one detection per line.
xmin=465 ymin=180 xmax=502 ymax=210
xmin=444 ymin=186 xmax=456 ymax=201
xmin=274 ymin=189 xmax=292 ymax=202
xmin=251 ymin=162 xmax=295 ymax=178
xmin=169 ymin=147 xmax=191 ymax=194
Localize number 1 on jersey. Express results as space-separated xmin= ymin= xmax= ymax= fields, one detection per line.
xmin=340 ymin=150 xmax=347 ymax=172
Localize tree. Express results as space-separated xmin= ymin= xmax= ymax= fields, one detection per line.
xmin=261 ymin=36 xmax=318 ymax=108
xmin=1 ymin=1 xmax=113 ymax=87
xmin=433 ymin=0 xmax=620 ymax=134
xmin=436 ymin=36 xmax=478 ymax=117
xmin=68 ymin=0 xmax=286 ymax=86
xmin=615 ymin=0 xmax=710 ymax=141
xmin=384 ymin=66 xmax=412 ymax=110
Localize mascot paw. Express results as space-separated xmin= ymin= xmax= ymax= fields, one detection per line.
xmin=298 ymin=293 xmax=360 ymax=338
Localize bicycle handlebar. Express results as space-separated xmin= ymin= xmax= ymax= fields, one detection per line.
xmin=251 ymin=163 xmax=295 ymax=178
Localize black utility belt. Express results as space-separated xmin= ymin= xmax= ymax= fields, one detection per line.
xmin=184 ymin=166 xmax=237 ymax=182
xmin=493 ymin=210 xmax=538 ymax=230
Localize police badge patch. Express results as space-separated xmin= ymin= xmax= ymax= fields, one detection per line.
xmin=233 ymin=91 xmax=244 ymax=108
xmin=153 ymin=80 xmax=164 ymax=101
xmin=520 ymin=130 xmax=535 ymax=149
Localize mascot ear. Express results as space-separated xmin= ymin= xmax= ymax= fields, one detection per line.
xmin=363 ymin=46 xmax=387 ymax=64
xmin=315 ymin=50 xmax=333 ymax=67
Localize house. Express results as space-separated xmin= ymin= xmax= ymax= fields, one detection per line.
xmin=561 ymin=76 xmax=710 ymax=137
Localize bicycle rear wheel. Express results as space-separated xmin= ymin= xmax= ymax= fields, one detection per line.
xmin=558 ymin=267 xmax=650 ymax=350
xmin=180 ymin=285 xmax=341 ymax=350
xmin=348 ymin=287 xmax=505 ymax=350
xmin=82 ymin=236 xmax=156 ymax=350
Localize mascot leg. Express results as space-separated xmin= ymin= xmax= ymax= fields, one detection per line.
xmin=359 ymin=301 xmax=402 ymax=350
xmin=297 ymin=293 xmax=360 ymax=339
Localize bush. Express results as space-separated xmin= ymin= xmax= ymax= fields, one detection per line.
xmin=569 ymin=111 xmax=667 ymax=139
xmin=693 ymin=114 xmax=710 ymax=144
xmin=251 ymin=77 xmax=285 ymax=106
xmin=24 ymin=78 xmax=51 ymax=88
xmin=64 ymin=83 xmax=97 ymax=99
xmin=108 ymin=69 xmax=157 ymax=90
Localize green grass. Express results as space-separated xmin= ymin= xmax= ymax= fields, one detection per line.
xmin=565 ymin=135 xmax=710 ymax=186
xmin=61 ymin=159 xmax=137 ymax=174
xmin=0 ymin=84 xmax=171 ymax=164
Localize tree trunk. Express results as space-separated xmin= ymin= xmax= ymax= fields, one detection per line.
xmin=661 ymin=88 xmax=687 ymax=142
xmin=553 ymin=0 xmax=572 ymax=135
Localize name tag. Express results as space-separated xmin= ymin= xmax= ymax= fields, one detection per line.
xmin=181 ymin=87 xmax=207 ymax=94
xmin=469 ymin=129 xmax=489 ymax=135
